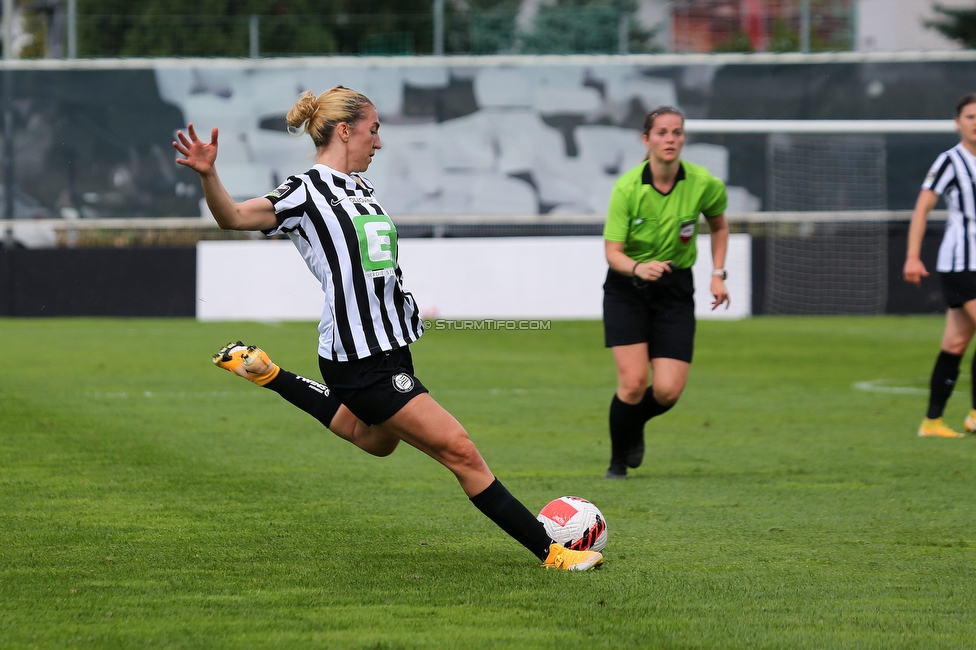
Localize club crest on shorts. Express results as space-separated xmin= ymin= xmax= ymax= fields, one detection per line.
xmin=679 ymin=219 xmax=696 ymax=244
xmin=392 ymin=373 xmax=415 ymax=393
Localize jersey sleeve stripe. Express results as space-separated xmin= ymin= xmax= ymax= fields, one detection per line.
xmin=262 ymin=191 xmax=305 ymax=234
xmin=264 ymin=176 xmax=303 ymax=204
xmin=928 ymin=154 xmax=955 ymax=194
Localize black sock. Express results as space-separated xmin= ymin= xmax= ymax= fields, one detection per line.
xmin=609 ymin=395 xmax=644 ymax=469
xmin=470 ymin=478 xmax=554 ymax=561
xmin=639 ymin=387 xmax=674 ymax=421
xmin=927 ymin=351 xmax=962 ymax=419
xmin=971 ymin=354 xmax=976 ymax=412
xmin=264 ymin=370 xmax=342 ymax=429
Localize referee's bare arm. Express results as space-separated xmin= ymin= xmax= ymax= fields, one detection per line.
xmin=904 ymin=189 xmax=939 ymax=287
xmin=173 ymin=123 xmax=278 ymax=232
xmin=706 ymin=213 xmax=730 ymax=309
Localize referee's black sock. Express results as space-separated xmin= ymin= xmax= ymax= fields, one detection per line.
xmin=263 ymin=370 xmax=343 ymax=430
xmin=639 ymin=386 xmax=674 ymax=421
xmin=609 ymin=395 xmax=644 ymax=469
xmin=470 ymin=478 xmax=554 ymax=562
xmin=927 ymin=350 xmax=962 ymax=419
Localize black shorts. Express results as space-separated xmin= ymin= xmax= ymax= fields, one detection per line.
xmin=602 ymin=267 xmax=696 ymax=363
xmin=318 ymin=347 xmax=428 ymax=426
xmin=940 ymin=271 xmax=976 ymax=309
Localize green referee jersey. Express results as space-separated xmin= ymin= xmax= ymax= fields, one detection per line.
xmin=604 ymin=160 xmax=728 ymax=270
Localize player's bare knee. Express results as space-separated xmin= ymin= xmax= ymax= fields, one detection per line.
xmin=365 ymin=437 xmax=399 ymax=458
xmin=327 ymin=406 xmax=356 ymax=439
xmin=942 ymin=340 xmax=970 ymax=356
xmin=618 ymin=377 xmax=648 ymax=403
xmin=654 ymin=384 xmax=683 ymax=406
xmin=441 ymin=435 xmax=484 ymax=474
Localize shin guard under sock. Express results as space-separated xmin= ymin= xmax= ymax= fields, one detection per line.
xmin=639 ymin=387 xmax=674 ymax=421
xmin=609 ymin=395 xmax=644 ymax=468
xmin=264 ymin=370 xmax=343 ymax=429
xmin=927 ymin=351 xmax=962 ymax=419
xmin=470 ymin=478 xmax=553 ymax=561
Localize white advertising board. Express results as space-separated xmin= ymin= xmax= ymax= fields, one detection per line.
xmin=197 ymin=234 xmax=751 ymax=321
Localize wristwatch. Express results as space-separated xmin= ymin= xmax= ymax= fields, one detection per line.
xmin=712 ymin=269 xmax=727 ymax=280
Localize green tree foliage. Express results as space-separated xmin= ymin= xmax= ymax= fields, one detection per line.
xmin=331 ymin=0 xmax=439 ymax=55
xmin=711 ymin=30 xmax=753 ymax=53
xmin=18 ymin=10 xmax=49 ymax=58
xmin=76 ymin=0 xmax=440 ymax=57
xmin=464 ymin=0 xmax=521 ymax=55
xmin=767 ymin=18 xmax=800 ymax=52
xmin=77 ymin=0 xmax=342 ymax=57
xmin=713 ymin=20 xmax=802 ymax=53
xmin=71 ymin=0 xmax=658 ymax=57
xmin=521 ymin=0 xmax=657 ymax=54
xmin=926 ymin=3 xmax=976 ymax=47
xmin=521 ymin=2 xmax=620 ymax=54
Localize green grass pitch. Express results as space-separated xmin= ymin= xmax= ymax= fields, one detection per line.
xmin=2 ymin=316 xmax=976 ymax=648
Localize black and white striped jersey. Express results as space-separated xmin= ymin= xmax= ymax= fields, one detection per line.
xmin=924 ymin=144 xmax=976 ymax=273
xmin=263 ymin=164 xmax=424 ymax=362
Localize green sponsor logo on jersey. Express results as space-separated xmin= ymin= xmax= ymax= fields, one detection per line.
xmin=353 ymin=214 xmax=398 ymax=275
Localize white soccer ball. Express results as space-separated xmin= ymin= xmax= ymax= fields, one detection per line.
xmin=537 ymin=496 xmax=608 ymax=552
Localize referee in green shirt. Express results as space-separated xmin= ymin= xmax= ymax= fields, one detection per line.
xmin=602 ymin=106 xmax=730 ymax=479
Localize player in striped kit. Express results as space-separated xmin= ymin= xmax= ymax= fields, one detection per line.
xmin=904 ymin=93 xmax=976 ymax=438
xmin=173 ymin=86 xmax=601 ymax=570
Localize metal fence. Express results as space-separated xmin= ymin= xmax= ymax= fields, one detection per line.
xmin=16 ymin=5 xmax=653 ymax=59
xmin=8 ymin=1 xmax=865 ymax=59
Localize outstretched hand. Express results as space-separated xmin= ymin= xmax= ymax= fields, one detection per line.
xmin=173 ymin=123 xmax=218 ymax=175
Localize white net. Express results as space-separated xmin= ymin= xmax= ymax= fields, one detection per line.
xmin=767 ymin=133 xmax=888 ymax=211
xmin=758 ymin=215 xmax=888 ymax=315
xmin=762 ymin=131 xmax=888 ymax=315
xmin=688 ymin=119 xmax=956 ymax=316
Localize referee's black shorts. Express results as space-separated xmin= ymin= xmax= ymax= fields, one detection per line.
xmin=318 ymin=346 xmax=429 ymax=426
xmin=602 ymin=267 xmax=696 ymax=363
xmin=940 ymin=270 xmax=976 ymax=309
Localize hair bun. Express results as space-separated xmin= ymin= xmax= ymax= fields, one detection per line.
xmin=286 ymin=90 xmax=318 ymax=130
xmin=285 ymin=86 xmax=373 ymax=148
